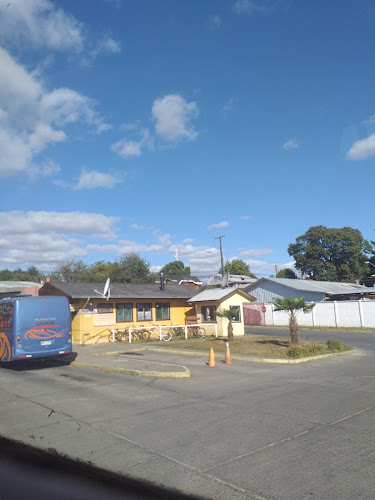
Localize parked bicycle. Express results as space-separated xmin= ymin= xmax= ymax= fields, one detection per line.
xmin=146 ymin=325 xmax=172 ymax=342
xmin=186 ymin=325 xmax=206 ymax=338
xmin=107 ymin=328 xmax=129 ymax=342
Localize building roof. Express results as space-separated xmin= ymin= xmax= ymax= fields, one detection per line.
xmin=163 ymin=274 xmax=202 ymax=284
xmin=39 ymin=282 xmax=198 ymax=300
xmin=188 ymin=287 xmax=253 ymax=303
xmin=245 ymin=277 xmax=368 ymax=295
xmin=207 ymin=274 xmax=257 ymax=287
xmin=0 ymin=281 xmax=42 ymax=295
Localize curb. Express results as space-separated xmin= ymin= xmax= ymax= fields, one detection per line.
xmin=71 ymin=360 xmax=191 ymax=378
xmin=138 ymin=346 xmax=356 ymax=364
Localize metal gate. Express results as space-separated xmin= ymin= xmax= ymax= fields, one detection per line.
xmin=243 ymin=303 xmax=265 ymax=326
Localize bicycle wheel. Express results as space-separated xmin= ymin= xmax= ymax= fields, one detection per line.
xmin=197 ymin=327 xmax=206 ymax=338
xmin=108 ymin=330 xmax=120 ymax=342
xmin=161 ymin=330 xmax=172 ymax=341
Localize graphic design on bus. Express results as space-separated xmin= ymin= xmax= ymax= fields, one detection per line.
xmin=24 ymin=326 xmax=68 ymax=340
xmin=0 ymin=332 xmax=11 ymax=361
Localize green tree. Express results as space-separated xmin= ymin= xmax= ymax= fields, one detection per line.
xmin=160 ymin=260 xmax=191 ymax=276
xmin=215 ymin=308 xmax=239 ymax=342
xmin=273 ymin=297 xmax=315 ymax=346
xmin=87 ymin=261 xmax=114 ymax=282
xmin=365 ymin=241 xmax=375 ymax=276
xmin=288 ymin=226 xmax=371 ymax=282
xmin=276 ymin=268 xmax=297 ymax=279
xmin=51 ymin=260 xmax=90 ymax=282
xmin=110 ymin=253 xmax=152 ymax=283
xmin=223 ymin=259 xmax=257 ymax=278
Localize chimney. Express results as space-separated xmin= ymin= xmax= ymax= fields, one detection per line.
xmin=160 ymin=272 xmax=165 ymax=291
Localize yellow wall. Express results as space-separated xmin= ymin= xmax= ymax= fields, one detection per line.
xmin=72 ymin=298 xmax=194 ymax=344
xmin=196 ymin=292 xmax=253 ymax=337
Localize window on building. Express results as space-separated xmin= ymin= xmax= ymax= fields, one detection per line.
xmin=230 ymin=305 xmax=241 ymax=322
xmin=116 ymin=303 xmax=133 ymax=322
xmin=97 ymin=303 xmax=113 ymax=314
xmin=136 ymin=303 xmax=152 ymax=321
xmin=155 ymin=302 xmax=170 ymax=321
xmin=201 ymin=305 xmax=216 ymax=322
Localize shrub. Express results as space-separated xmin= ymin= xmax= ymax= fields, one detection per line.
xmin=327 ymin=339 xmax=343 ymax=351
xmin=288 ymin=346 xmax=309 ymax=358
xmin=308 ymin=344 xmax=324 ymax=354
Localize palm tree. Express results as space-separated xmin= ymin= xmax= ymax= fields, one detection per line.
xmin=215 ymin=308 xmax=239 ymax=342
xmin=272 ymin=297 xmax=315 ymax=346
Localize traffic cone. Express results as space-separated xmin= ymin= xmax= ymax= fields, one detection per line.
xmin=207 ymin=347 xmax=216 ymax=367
xmin=224 ymin=342 xmax=232 ymax=365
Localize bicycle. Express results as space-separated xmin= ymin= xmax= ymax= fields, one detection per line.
xmin=130 ymin=325 xmax=149 ymax=341
xmin=146 ymin=325 xmax=172 ymax=342
xmin=170 ymin=327 xmax=186 ymax=339
xmin=107 ymin=328 xmax=129 ymax=342
xmin=187 ymin=325 xmax=206 ymax=338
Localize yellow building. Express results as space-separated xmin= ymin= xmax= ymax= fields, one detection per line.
xmin=188 ymin=287 xmax=255 ymax=337
xmin=39 ymin=282 xmax=197 ymax=344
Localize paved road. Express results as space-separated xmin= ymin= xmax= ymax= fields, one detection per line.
xmin=1 ymin=340 xmax=375 ymax=499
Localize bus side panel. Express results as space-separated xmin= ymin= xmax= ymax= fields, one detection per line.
xmin=14 ymin=296 xmax=72 ymax=360
xmin=0 ymin=331 xmax=13 ymax=362
xmin=0 ymin=301 xmax=15 ymax=362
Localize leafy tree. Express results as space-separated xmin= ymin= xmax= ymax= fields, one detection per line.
xmin=51 ymin=260 xmax=90 ymax=282
xmin=110 ymin=253 xmax=152 ymax=283
xmin=223 ymin=259 xmax=257 ymax=278
xmin=276 ymin=268 xmax=297 ymax=279
xmin=288 ymin=226 xmax=371 ymax=282
xmin=365 ymin=241 xmax=375 ymax=276
xmin=273 ymin=297 xmax=315 ymax=346
xmin=0 ymin=266 xmax=45 ymax=282
xmin=87 ymin=261 xmax=114 ymax=282
xmin=215 ymin=308 xmax=239 ymax=342
xmin=160 ymin=260 xmax=191 ymax=276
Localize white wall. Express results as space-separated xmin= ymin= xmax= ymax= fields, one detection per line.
xmin=244 ymin=301 xmax=375 ymax=328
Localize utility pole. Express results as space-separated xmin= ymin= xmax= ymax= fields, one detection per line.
xmin=214 ymin=235 xmax=225 ymax=276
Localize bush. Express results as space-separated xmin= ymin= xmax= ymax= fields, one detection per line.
xmin=288 ymin=346 xmax=309 ymax=358
xmin=327 ymin=339 xmax=343 ymax=351
xmin=308 ymin=344 xmax=324 ymax=354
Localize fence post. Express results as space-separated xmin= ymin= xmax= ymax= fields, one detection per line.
xmin=185 ymin=325 xmax=188 ymax=339
xmin=358 ymin=301 xmax=364 ymax=328
xmin=333 ymin=301 xmax=339 ymax=328
xmin=129 ymin=328 xmax=132 ymax=344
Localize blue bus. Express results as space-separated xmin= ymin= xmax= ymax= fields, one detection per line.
xmin=0 ymin=296 xmax=72 ymax=362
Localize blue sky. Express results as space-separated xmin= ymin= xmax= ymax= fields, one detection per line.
xmin=0 ymin=0 xmax=374 ymax=280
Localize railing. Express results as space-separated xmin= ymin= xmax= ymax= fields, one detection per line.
xmin=109 ymin=323 xmax=218 ymax=344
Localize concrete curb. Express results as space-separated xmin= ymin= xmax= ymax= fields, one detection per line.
xmin=71 ymin=360 xmax=191 ymax=378
xmin=139 ymin=346 xmax=356 ymax=364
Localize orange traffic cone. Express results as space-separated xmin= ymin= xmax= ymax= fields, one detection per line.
xmin=207 ymin=347 xmax=216 ymax=367
xmin=224 ymin=342 xmax=232 ymax=365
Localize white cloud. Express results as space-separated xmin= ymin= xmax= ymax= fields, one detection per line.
xmin=208 ymin=220 xmax=229 ymax=230
xmin=0 ymin=47 xmax=109 ymax=179
xmin=221 ymin=97 xmax=236 ymax=114
xmin=240 ymin=215 xmax=252 ymax=220
xmin=238 ymin=248 xmax=273 ymax=257
xmin=74 ymin=167 xmax=122 ymax=190
xmin=0 ymin=0 xmax=121 ymax=60
xmin=282 ymin=138 xmax=299 ymax=150
xmin=207 ymin=14 xmax=223 ymax=30
xmin=110 ymin=128 xmax=152 ymax=158
xmin=234 ymin=0 xmax=281 ymax=15
xmin=346 ymin=133 xmax=375 ymax=160
xmin=0 ymin=0 xmax=85 ymax=52
xmin=152 ymin=94 xmax=199 ymax=142
xmin=0 ymin=210 xmax=120 ymax=269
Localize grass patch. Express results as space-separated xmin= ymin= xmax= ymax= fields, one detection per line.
xmin=149 ymin=335 xmax=353 ymax=358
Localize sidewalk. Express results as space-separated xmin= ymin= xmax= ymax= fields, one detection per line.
xmin=69 ymin=342 xmax=191 ymax=378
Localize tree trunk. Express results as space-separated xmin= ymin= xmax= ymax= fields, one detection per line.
xmin=227 ymin=321 xmax=234 ymax=342
xmin=289 ymin=313 xmax=299 ymax=345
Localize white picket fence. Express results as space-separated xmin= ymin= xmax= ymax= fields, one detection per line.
xmin=244 ymin=300 xmax=375 ymax=329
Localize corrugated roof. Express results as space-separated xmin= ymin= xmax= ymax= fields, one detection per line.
xmin=207 ymin=274 xmax=257 ymax=286
xmin=0 ymin=281 xmax=42 ymax=292
xmin=39 ymin=282 xmax=198 ymax=299
xmin=245 ymin=278 xmax=368 ymax=294
xmin=188 ymin=287 xmax=251 ymax=302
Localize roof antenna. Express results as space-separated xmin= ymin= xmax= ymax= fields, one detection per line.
xmin=94 ymin=278 xmax=111 ymax=301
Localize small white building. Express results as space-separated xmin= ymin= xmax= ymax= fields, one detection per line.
xmin=188 ymin=287 xmax=255 ymax=337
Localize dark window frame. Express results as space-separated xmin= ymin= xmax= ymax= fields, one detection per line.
xmin=155 ymin=302 xmax=170 ymax=321
xmin=116 ymin=303 xmax=133 ymax=322
xmin=97 ymin=303 xmax=114 ymax=314
xmin=201 ymin=305 xmax=216 ymax=323
xmin=229 ymin=305 xmax=241 ymax=322
xmin=136 ymin=303 xmax=152 ymax=322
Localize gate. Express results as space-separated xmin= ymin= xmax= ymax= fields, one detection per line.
xmin=243 ymin=303 xmax=266 ymax=326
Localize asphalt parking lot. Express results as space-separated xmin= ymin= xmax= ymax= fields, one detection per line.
xmin=1 ymin=334 xmax=375 ymax=499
